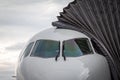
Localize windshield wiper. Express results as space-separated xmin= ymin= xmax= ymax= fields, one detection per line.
xmin=62 ymin=41 xmax=66 ymax=61
xmin=55 ymin=41 xmax=60 ymax=61
xmin=55 ymin=54 xmax=59 ymax=61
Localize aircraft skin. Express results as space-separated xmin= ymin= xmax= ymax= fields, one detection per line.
xmin=16 ymin=28 xmax=111 ymax=80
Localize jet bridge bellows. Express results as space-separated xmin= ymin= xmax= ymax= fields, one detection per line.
xmin=52 ymin=0 xmax=120 ymax=80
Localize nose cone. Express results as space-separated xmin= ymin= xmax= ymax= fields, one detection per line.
xmin=44 ymin=68 xmax=89 ymax=80
xmin=41 ymin=59 xmax=89 ymax=80
xmin=22 ymin=58 xmax=89 ymax=80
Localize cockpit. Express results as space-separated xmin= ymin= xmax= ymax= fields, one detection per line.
xmin=22 ymin=38 xmax=93 ymax=61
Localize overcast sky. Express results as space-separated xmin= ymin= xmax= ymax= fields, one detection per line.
xmin=0 ymin=0 xmax=74 ymax=79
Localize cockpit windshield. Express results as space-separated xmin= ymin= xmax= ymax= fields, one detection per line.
xmin=30 ymin=38 xmax=93 ymax=59
xmin=31 ymin=40 xmax=60 ymax=58
xmin=63 ymin=38 xmax=93 ymax=57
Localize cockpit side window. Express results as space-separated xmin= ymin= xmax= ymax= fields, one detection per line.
xmin=23 ymin=42 xmax=34 ymax=58
xmin=63 ymin=38 xmax=93 ymax=57
xmin=31 ymin=40 xmax=60 ymax=58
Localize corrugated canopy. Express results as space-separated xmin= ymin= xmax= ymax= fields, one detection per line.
xmin=52 ymin=0 xmax=120 ymax=80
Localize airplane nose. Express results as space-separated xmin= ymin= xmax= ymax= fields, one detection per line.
xmin=44 ymin=59 xmax=89 ymax=80
xmin=22 ymin=58 xmax=90 ymax=80
xmin=44 ymin=67 xmax=89 ymax=80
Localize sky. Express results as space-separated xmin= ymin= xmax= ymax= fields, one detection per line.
xmin=0 ymin=0 xmax=74 ymax=79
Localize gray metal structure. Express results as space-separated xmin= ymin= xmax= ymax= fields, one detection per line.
xmin=52 ymin=0 xmax=120 ymax=80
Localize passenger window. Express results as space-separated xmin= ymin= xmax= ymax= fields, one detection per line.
xmin=23 ymin=42 xmax=34 ymax=58
xmin=31 ymin=40 xmax=60 ymax=58
xmin=63 ymin=38 xmax=93 ymax=57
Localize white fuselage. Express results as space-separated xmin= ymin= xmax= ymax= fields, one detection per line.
xmin=16 ymin=28 xmax=111 ymax=80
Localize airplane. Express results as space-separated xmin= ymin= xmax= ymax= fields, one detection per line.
xmin=16 ymin=27 xmax=111 ymax=80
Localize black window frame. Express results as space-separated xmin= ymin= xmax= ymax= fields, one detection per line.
xmin=23 ymin=42 xmax=34 ymax=58
xmin=19 ymin=42 xmax=34 ymax=61
xmin=30 ymin=39 xmax=60 ymax=58
xmin=62 ymin=38 xmax=93 ymax=57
